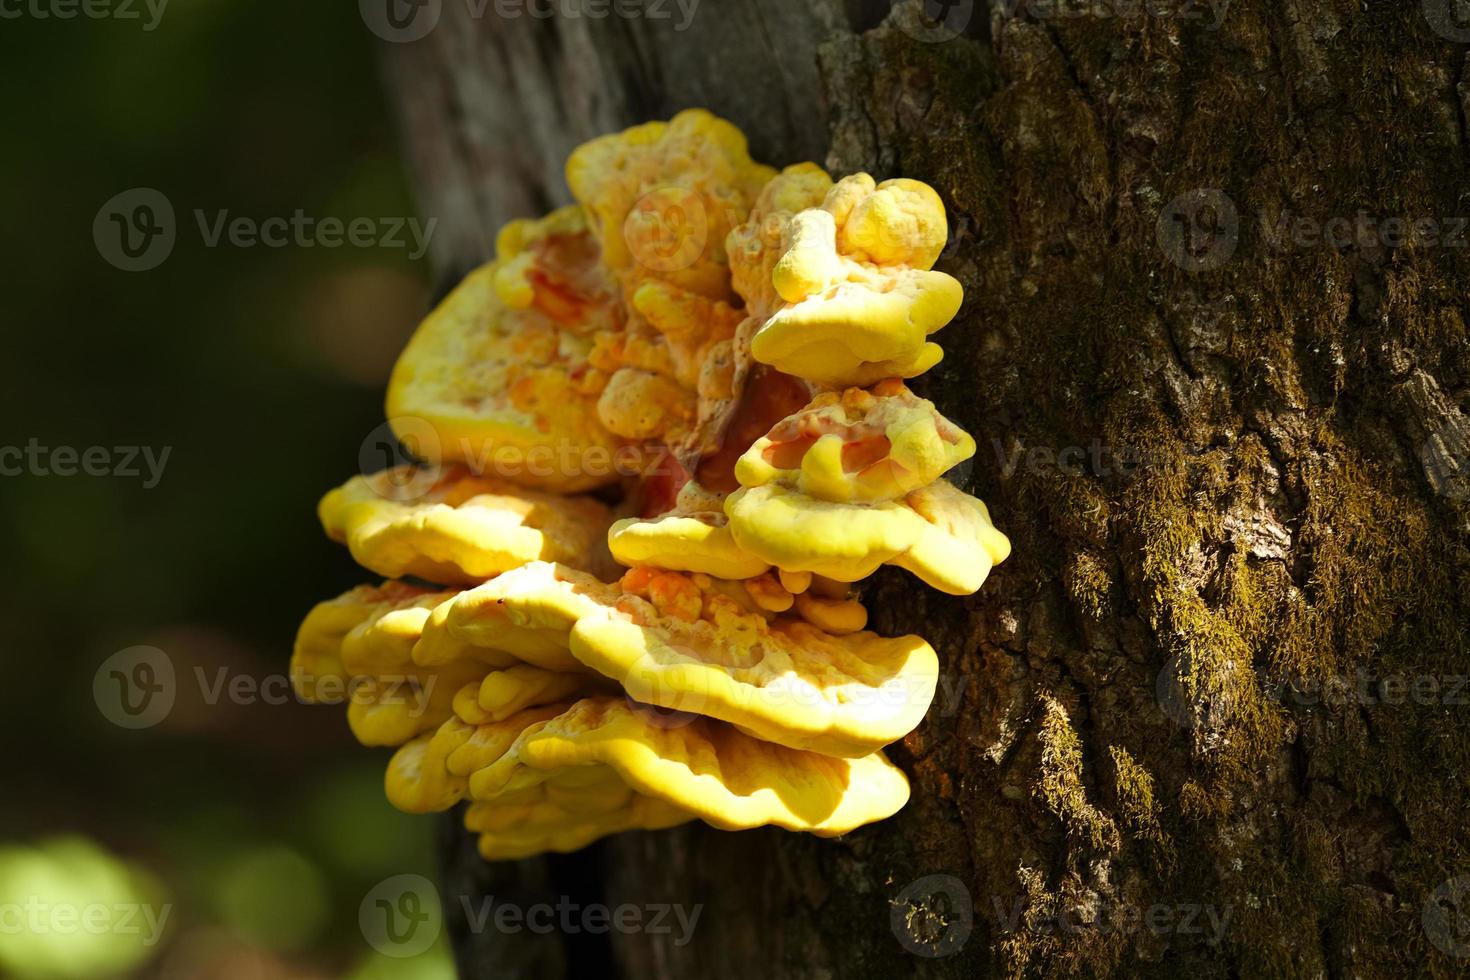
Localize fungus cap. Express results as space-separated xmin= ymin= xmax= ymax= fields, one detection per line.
xmin=568 ymin=610 xmax=938 ymax=757
xmin=385 ymin=701 xmax=604 ymax=814
xmin=724 ymin=480 xmax=1010 ymax=594
xmin=590 ymin=281 xmax=747 ymax=455
xmin=607 ymin=480 xmax=770 ymax=579
xmin=467 ymin=698 xmax=910 ymax=836
xmin=345 ymin=660 xmax=486 ymax=749
xmin=748 ymin=275 xmax=957 ymax=388
xmin=385 ymin=207 xmax=624 ymax=492
xmin=892 ymin=479 xmax=1013 ymax=595
xmin=735 ymin=380 xmax=977 ymax=502
xmin=410 ymin=563 xmax=615 ymax=673
xmin=467 ymin=791 xmax=694 ymax=860
xmin=733 ymin=171 xmax=963 ymax=388
xmin=565 ymin=109 xmax=776 ymax=301
xmin=451 ymin=664 xmax=599 ymax=726
xmin=291 ymin=581 xmax=440 ymax=704
xmin=463 ymin=762 xmax=694 ymax=859
xmin=405 ymin=562 xmax=928 ymax=755
xmin=726 ymin=164 xmax=836 ymax=323
xmin=833 ymin=176 xmax=950 ymax=269
xmin=591 ymin=569 xmax=928 ymax=754
xmin=724 ymin=484 xmax=926 ymax=582
xmin=607 ymin=512 xmax=771 ymax=579
xmin=319 ymin=465 xmax=612 ymax=585
xmin=793 ymin=593 xmax=869 ymax=635
xmin=295 ymin=585 xmax=505 ymax=747
xmin=385 ymin=724 xmax=473 ymax=814
xmin=387 ymin=695 xmax=910 ymax=838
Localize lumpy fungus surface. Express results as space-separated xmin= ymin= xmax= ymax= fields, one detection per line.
xmin=292 ymin=111 xmax=1008 ymax=859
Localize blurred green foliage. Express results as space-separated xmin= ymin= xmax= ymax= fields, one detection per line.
xmin=0 ymin=838 xmax=167 ymax=978
xmin=0 ymin=4 xmax=451 ymax=976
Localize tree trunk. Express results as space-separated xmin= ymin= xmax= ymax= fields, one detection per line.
xmin=381 ymin=1 xmax=1470 ymax=975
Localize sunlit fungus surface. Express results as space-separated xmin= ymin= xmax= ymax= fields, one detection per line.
xmin=292 ymin=110 xmax=1008 ymax=860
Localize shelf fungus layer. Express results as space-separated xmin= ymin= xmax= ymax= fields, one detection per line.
xmin=385 ymin=207 xmax=625 ymax=493
xmin=735 ymin=380 xmax=977 ymax=502
xmin=607 ymin=480 xmax=771 ymax=579
xmin=726 ymin=479 xmax=1011 ymax=595
xmin=320 ymin=465 xmax=613 ymax=585
xmin=465 ymin=789 xmax=695 ymax=861
xmin=729 ymin=168 xmax=962 ymax=387
xmin=294 ymin=110 xmax=1009 ymax=861
xmin=385 ymin=698 xmax=910 ymax=854
xmin=298 ymin=561 xmax=938 ymax=758
xmin=292 ymin=581 xmax=442 ymax=702
xmin=566 ymin=109 xmax=775 ymax=302
xmin=469 ymin=562 xmax=939 ymax=757
xmin=293 ymin=584 xmax=482 ymax=747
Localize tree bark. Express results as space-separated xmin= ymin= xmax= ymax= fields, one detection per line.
xmin=382 ymin=0 xmax=1470 ymax=975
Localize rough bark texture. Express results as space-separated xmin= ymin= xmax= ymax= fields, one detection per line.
xmin=383 ymin=0 xmax=1470 ymax=975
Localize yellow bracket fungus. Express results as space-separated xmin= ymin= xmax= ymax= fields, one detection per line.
xmin=895 ymin=479 xmax=1014 ymax=595
xmin=293 ymin=583 xmax=482 ymax=747
xmin=729 ymin=169 xmax=963 ymax=387
xmin=726 ymin=479 xmax=1010 ymax=595
xmin=291 ymin=581 xmax=441 ymax=703
xmin=465 ymin=785 xmax=695 ymax=861
xmin=452 ymin=664 xmax=594 ymax=726
xmin=320 ymin=465 xmax=612 ymax=585
xmin=411 ymin=571 xmax=595 ymax=675
xmin=569 ymin=611 xmax=936 ymax=758
xmin=608 ymin=480 xmax=771 ymax=579
xmin=591 ymin=279 xmax=747 ymax=457
xmin=385 ymin=696 xmax=908 ymax=853
xmin=735 ymin=379 xmax=977 ymax=502
xmin=465 ymin=699 xmax=909 ymax=836
xmin=295 ymin=110 xmax=1009 ymax=860
xmin=386 ymin=207 xmax=624 ymax=493
xmin=566 ymin=109 xmax=775 ymax=301
xmin=568 ymin=112 xmax=774 ymax=459
xmin=361 ymin=561 xmax=934 ymax=756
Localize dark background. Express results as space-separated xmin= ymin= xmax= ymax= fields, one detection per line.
xmin=0 ymin=5 xmax=453 ymax=976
